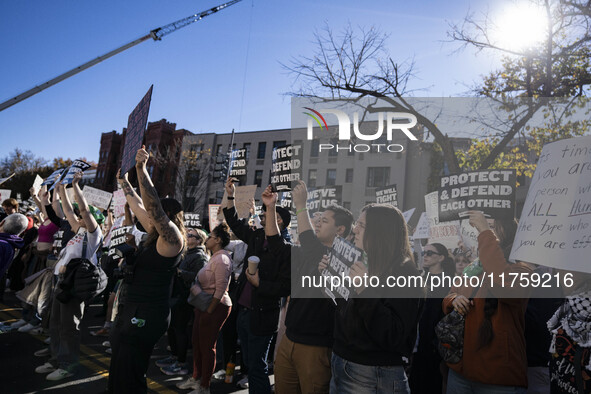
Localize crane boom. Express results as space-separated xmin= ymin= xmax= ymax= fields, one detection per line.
xmin=0 ymin=0 xmax=242 ymax=113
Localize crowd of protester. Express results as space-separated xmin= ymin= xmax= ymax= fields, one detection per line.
xmin=0 ymin=145 xmax=589 ymax=393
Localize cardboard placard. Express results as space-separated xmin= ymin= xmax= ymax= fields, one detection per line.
xmin=112 ymin=190 xmax=127 ymax=218
xmin=270 ymin=144 xmax=302 ymax=191
xmin=438 ymin=169 xmax=516 ymax=222
xmin=229 ymin=148 xmax=247 ymax=177
xmin=120 ymin=85 xmax=153 ymax=176
xmin=403 ymin=208 xmax=415 ymax=224
xmin=375 ymin=184 xmax=398 ymax=207
xmin=184 ymin=213 xmax=201 ymax=229
xmin=322 ymin=236 xmax=365 ymax=302
xmin=413 ymin=212 xmax=430 ymax=239
xmin=0 ymin=189 xmax=11 ymax=202
xmin=217 ymin=185 xmax=257 ymax=220
xmin=209 ymin=204 xmax=222 ymax=232
xmin=510 ymin=136 xmax=591 ymax=272
xmin=425 ymin=191 xmax=460 ymax=250
xmin=83 ymin=186 xmax=112 ymax=211
xmin=31 ymin=175 xmax=43 ymax=194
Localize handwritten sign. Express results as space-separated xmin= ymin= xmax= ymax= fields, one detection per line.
xmin=271 ymin=144 xmax=302 ymax=191
xmin=510 ymin=136 xmax=591 ymax=272
xmin=120 ymin=85 xmax=153 ymax=176
xmin=83 ymin=186 xmax=112 ymax=211
xmin=425 ymin=191 xmax=460 ymax=250
xmin=184 ymin=213 xmax=201 ymax=229
xmin=438 ymin=170 xmax=516 ymax=222
xmin=209 ymin=204 xmax=222 ymax=232
xmin=31 ymin=175 xmax=43 ymax=195
xmin=413 ymin=212 xmax=430 ymax=239
xmin=112 ymin=190 xmax=127 ymax=218
xmin=322 ymin=236 xmax=365 ymax=302
xmin=0 ymin=189 xmax=11 ymax=202
xmin=217 ymin=185 xmax=257 ymax=220
xmin=375 ymin=184 xmax=398 ymax=207
xmin=60 ymin=160 xmax=92 ymax=185
xmin=229 ymin=148 xmax=247 ymax=177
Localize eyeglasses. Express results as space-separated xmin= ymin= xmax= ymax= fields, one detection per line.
xmin=422 ymin=250 xmax=441 ymax=257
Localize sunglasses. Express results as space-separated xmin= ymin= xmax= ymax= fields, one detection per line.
xmin=422 ymin=250 xmax=441 ymax=257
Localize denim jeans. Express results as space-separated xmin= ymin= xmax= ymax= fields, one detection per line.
xmin=329 ymin=353 xmax=410 ymax=394
xmin=236 ymin=308 xmax=273 ymax=394
xmin=447 ymin=369 xmax=527 ymax=394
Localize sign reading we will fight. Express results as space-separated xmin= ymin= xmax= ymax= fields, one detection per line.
xmin=438 ymin=169 xmax=516 ymax=222
xmin=510 ymin=136 xmax=591 ymax=273
xmin=375 ymin=184 xmax=398 ymax=207
xmin=271 ymin=144 xmax=302 ymax=191
xmin=120 ymin=85 xmax=153 ymax=176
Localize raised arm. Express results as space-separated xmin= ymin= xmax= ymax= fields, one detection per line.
xmin=225 ymin=178 xmax=237 ymax=210
xmin=72 ymin=172 xmax=98 ymax=233
xmin=292 ymin=180 xmax=313 ymax=234
xmin=117 ymin=168 xmax=153 ymax=233
xmin=56 ymin=182 xmax=81 ymax=232
xmin=123 ymin=202 xmax=134 ymax=226
xmin=30 ymin=186 xmax=49 ymax=221
xmin=135 ymin=146 xmax=183 ymax=257
xmin=261 ymin=185 xmax=279 ymax=237
xmin=51 ymin=188 xmax=64 ymax=220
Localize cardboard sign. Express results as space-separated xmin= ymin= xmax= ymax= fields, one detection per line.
xmin=217 ymin=185 xmax=257 ymax=220
xmin=0 ymin=173 xmax=15 ymax=186
xmin=438 ymin=169 xmax=516 ymax=222
xmin=83 ymin=186 xmax=112 ymax=211
xmin=510 ymin=136 xmax=591 ymax=273
xmin=31 ymin=175 xmax=43 ymax=194
xmin=60 ymin=160 xmax=92 ymax=185
xmin=0 ymin=189 xmax=11 ymax=202
xmin=375 ymin=184 xmax=398 ymax=207
xmin=209 ymin=204 xmax=222 ymax=232
xmin=184 ymin=213 xmax=201 ymax=229
xmin=322 ymin=236 xmax=365 ymax=302
xmin=413 ymin=212 xmax=430 ymax=239
xmin=120 ymin=85 xmax=154 ymax=176
xmin=270 ymin=144 xmax=302 ymax=191
xmin=425 ymin=191 xmax=460 ymax=250
xmin=112 ymin=189 xmax=127 ymax=218
xmin=229 ymin=148 xmax=247 ymax=177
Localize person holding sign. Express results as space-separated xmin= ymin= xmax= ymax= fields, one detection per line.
xmin=443 ymin=211 xmax=534 ymax=393
xmin=35 ymin=172 xmax=104 ymax=381
xmin=327 ymin=204 xmax=425 ymax=394
xmin=108 ymin=147 xmax=186 ymax=394
xmin=222 ymin=178 xmax=292 ymax=394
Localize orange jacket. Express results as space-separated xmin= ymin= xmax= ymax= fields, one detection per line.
xmin=442 ymin=230 xmax=533 ymax=388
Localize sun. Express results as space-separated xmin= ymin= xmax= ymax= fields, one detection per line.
xmin=492 ymin=2 xmax=548 ymax=52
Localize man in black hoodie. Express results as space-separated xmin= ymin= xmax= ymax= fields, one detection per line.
xmin=262 ymin=182 xmax=354 ymax=394
xmin=222 ymin=178 xmax=292 ymax=394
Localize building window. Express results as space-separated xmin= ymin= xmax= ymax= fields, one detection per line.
xmin=254 ymin=170 xmax=264 ymax=187
xmin=310 ymin=139 xmax=319 ymax=157
xmin=243 ymin=143 xmax=251 ymax=160
xmin=366 ymin=167 xmax=390 ymax=187
xmin=329 ymin=138 xmax=338 ymax=157
xmin=326 ymin=169 xmax=337 ymax=186
xmin=216 ymin=144 xmax=224 ymax=155
xmin=273 ymin=140 xmax=286 ymax=150
xmin=190 ymin=144 xmax=204 ymax=158
xmin=257 ymin=142 xmax=267 ymax=159
xmin=308 ymin=169 xmax=317 ymax=188
xmin=345 ymin=168 xmax=354 ymax=183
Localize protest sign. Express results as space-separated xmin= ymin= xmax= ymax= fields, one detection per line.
xmin=375 ymin=184 xmax=398 ymax=207
xmin=0 ymin=189 xmax=11 ymax=202
xmin=270 ymin=144 xmax=302 ymax=191
xmin=184 ymin=213 xmax=201 ymax=229
xmin=413 ymin=212 xmax=430 ymax=239
xmin=112 ymin=190 xmax=127 ymax=218
xmin=307 ymin=186 xmax=342 ymax=214
xmin=438 ymin=169 xmax=516 ymax=222
xmin=120 ymin=85 xmax=154 ymax=176
xmin=0 ymin=173 xmax=14 ymax=186
xmin=322 ymin=236 xmax=365 ymax=303
xmin=510 ymin=136 xmax=591 ymax=273
xmin=107 ymin=220 xmax=132 ymax=262
xmin=403 ymin=208 xmax=415 ymax=224
xmin=229 ymin=148 xmax=247 ymax=178
xmin=60 ymin=160 xmax=92 ymax=185
xmin=31 ymin=175 xmax=43 ymax=194
xmin=43 ymin=168 xmax=66 ymax=190
xmin=209 ymin=204 xmax=222 ymax=232
xmin=217 ymin=185 xmax=257 ymax=220
xmin=459 ymin=219 xmax=479 ymax=257
xmin=83 ymin=186 xmax=112 ymax=211
xmin=425 ymin=191 xmax=460 ymax=249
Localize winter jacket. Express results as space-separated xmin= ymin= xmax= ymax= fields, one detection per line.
xmin=0 ymin=233 xmax=24 ymax=277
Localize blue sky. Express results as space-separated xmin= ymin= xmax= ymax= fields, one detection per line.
xmin=0 ymin=0 xmax=502 ymax=163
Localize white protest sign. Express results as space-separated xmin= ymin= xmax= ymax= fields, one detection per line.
xmin=459 ymin=219 xmax=479 ymax=257
xmin=510 ymin=136 xmax=591 ymax=273
xmin=0 ymin=189 xmax=11 ymax=202
xmin=209 ymin=204 xmax=222 ymax=231
xmin=217 ymin=185 xmax=257 ymax=220
xmin=425 ymin=191 xmax=460 ymax=250
xmin=112 ymin=190 xmax=127 ymax=218
xmin=32 ymin=175 xmax=43 ymax=194
xmin=403 ymin=208 xmax=415 ymax=224
xmin=0 ymin=173 xmax=14 ymax=186
xmin=83 ymin=186 xmax=112 ymax=211
xmin=413 ymin=212 xmax=430 ymax=239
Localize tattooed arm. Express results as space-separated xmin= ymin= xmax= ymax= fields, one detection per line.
xmin=117 ymin=168 xmax=153 ymax=233
xmin=135 ymin=146 xmax=183 ymax=257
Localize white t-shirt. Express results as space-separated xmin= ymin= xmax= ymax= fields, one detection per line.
xmin=54 ymin=226 xmax=103 ymax=275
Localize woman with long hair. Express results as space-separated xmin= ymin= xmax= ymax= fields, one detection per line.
xmin=443 ymin=211 xmax=533 ymax=393
xmin=327 ymin=203 xmax=425 ymax=393
xmin=108 ymin=147 xmax=186 ymax=393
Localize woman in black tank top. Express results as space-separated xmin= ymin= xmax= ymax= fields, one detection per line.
xmin=108 ymin=147 xmax=186 ymax=394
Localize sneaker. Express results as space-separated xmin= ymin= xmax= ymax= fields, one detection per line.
xmin=155 ymin=355 xmax=177 ymax=368
xmin=18 ymin=323 xmax=36 ymax=333
xmin=90 ymin=327 xmax=110 ymax=337
xmin=46 ymin=368 xmax=73 ymax=381
xmin=34 ymin=348 xmax=51 ymax=357
xmin=102 ymin=340 xmax=111 ymax=347
xmin=176 ymin=376 xmax=199 ymax=390
xmin=212 ymin=369 xmax=226 ymax=380
xmin=35 ymin=362 xmax=56 ymax=374
xmin=160 ymin=361 xmax=189 ymax=376
xmin=10 ymin=319 xmax=27 ymax=329
xmin=237 ymin=375 xmax=248 ymax=389
xmin=189 ymin=387 xmax=210 ymax=394
xmin=44 ymin=337 xmax=51 ymax=345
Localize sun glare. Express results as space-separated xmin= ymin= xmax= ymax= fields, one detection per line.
xmin=492 ymin=2 xmax=547 ymax=52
